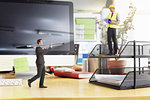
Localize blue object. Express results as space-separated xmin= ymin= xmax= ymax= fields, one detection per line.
xmin=104 ymin=19 xmax=111 ymax=24
xmin=83 ymin=54 xmax=88 ymax=58
xmin=78 ymin=58 xmax=83 ymax=64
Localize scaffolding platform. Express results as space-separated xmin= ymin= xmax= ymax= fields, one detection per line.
xmin=89 ymin=41 xmax=150 ymax=89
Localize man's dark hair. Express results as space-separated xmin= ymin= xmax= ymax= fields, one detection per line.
xmin=37 ymin=39 xmax=42 ymax=44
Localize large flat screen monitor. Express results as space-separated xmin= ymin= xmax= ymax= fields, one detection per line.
xmin=0 ymin=0 xmax=74 ymax=55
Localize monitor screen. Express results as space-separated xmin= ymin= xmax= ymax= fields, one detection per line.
xmin=0 ymin=0 xmax=74 ymax=55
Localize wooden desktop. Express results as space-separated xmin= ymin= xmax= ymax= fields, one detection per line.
xmin=0 ymin=74 xmax=150 ymax=100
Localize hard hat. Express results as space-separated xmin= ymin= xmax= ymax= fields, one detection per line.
xmin=109 ymin=5 xmax=115 ymax=9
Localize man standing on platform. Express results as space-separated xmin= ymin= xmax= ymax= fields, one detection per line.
xmin=28 ymin=39 xmax=52 ymax=88
xmin=98 ymin=5 xmax=120 ymax=55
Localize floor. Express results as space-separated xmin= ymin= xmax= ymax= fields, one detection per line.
xmin=1 ymin=73 xmax=150 ymax=100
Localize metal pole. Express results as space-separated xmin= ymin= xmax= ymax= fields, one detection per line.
xmin=138 ymin=45 xmax=141 ymax=74
xmin=99 ymin=45 xmax=102 ymax=74
xmin=133 ymin=40 xmax=136 ymax=89
xmin=28 ymin=42 xmax=64 ymax=47
xmin=142 ymin=46 xmax=144 ymax=55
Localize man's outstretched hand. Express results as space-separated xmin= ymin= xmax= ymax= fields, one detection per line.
xmin=44 ymin=46 xmax=47 ymax=49
xmin=50 ymin=43 xmax=53 ymax=48
xmin=96 ymin=19 xmax=104 ymax=24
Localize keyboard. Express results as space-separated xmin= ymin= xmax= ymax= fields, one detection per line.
xmin=0 ymin=79 xmax=22 ymax=86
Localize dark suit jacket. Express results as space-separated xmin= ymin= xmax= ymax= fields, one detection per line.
xmin=35 ymin=47 xmax=51 ymax=65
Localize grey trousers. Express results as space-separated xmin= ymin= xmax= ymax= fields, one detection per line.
xmin=28 ymin=64 xmax=45 ymax=86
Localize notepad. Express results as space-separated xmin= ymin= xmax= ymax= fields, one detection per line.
xmin=104 ymin=19 xmax=111 ymax=24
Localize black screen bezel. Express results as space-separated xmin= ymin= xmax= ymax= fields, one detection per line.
xmin=0 ymin=0 xmax=74 ymax=55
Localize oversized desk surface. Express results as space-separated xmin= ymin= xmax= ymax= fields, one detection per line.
xmin=1 ymin=75 xmax=150 ymax=100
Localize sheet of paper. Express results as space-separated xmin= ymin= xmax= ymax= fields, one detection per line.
xmin=0 ymin=56 xmax=13 ymax=71
xmin=95 ymin=74 xmax=126 ymax=86
xmin=76 ymin=30 xmax=84 ymax=34
xmin=76 ymin=24 xmax=84 ymax=29
xmin=14 ymin=57 xmax=29 ymax=73
xmin=75 ymin=18 xmax=96 ymax=40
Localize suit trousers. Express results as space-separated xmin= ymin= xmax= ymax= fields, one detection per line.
xmin=107 ymin=27 xmax=118 ymax=54
xmin=29 ymin=64 xmax=45 ymax=86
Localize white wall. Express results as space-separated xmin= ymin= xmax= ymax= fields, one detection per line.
xmin=129 ymin=0 xmax=150 ymax=41
xmin=114 ymin=0 xmax=150 ymax=41
xmin=0 ymin=55 xmax=75 ymax=67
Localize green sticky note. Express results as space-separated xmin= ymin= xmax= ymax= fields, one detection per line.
xmin=14 ymin=57 xmax=29 ymax=73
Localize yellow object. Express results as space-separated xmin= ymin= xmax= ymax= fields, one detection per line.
xmin=108 ymin=13 xmax=118 ymax=28
xmin=109 ymin=5 xmax=115 ymax=9
xmin=14 ymin=57 xmax=29 ymax=73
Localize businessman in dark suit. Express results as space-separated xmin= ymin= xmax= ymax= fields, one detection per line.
xmin=28 ymin=39 xmax=52 ymax=88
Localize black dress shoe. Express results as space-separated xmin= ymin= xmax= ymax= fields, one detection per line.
xmin=28 ymin=80 xmax=31 ymax=87
xmin=39 ymin=85 xmax=47 ymax=88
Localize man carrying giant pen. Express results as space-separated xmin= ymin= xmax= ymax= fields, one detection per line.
xmin=98 ymin=5 xmax=120 ymax=55
xmin=28 ymin=39 xmax=53 ymax=88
